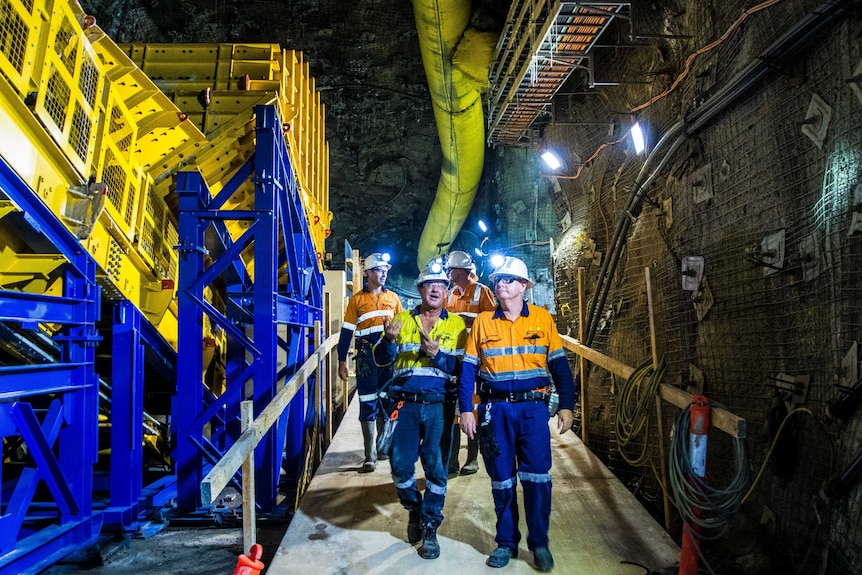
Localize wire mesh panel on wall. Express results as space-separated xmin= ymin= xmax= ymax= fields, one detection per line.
xmin=546 ymin=1 xmax=862 ymax=572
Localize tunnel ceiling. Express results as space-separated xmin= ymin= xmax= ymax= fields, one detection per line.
xmin=82 ymin=0 xmax=677 ymax=283
xmin=83 ymin=0 xmax=509 ymax=284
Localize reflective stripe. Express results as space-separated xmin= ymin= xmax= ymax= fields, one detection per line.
xmin=426 ymin=480 xmax=447 ymax=495
xmin=357 ymin=309 xmax=395 ymax=324
xmin=358 ymin=392 xmax=378 ymax=402
xmin=393 ymin=366 xmax=451 ymax=379
xmin=548 ymin=348 xmax=567 ymax=361
xmin=491 ymin=476 xmax=518 ymax=490
xmin=396 ymin=477 xmax=416 ymax=490
xmin=464 ymin=354 xmax=480 ymax=366
xmin=342 ymin=321 xmax=356 ymax=331
xmin=518 ymin=471 xmax=552 ymax=483
xmin=454 ymin=347 xmax=465 ymax=356
xmin=484 ymin=345 xmax=548 ymax=357
xmin=356 ymin=325 xmax=385 ymax=337
xmin=471 ymin=284 xmax=481 ymax=305
xmin=396 ymin=343 xmax=422 ymax=354
xmin=479 ymin=369 xmax=550 ymax=381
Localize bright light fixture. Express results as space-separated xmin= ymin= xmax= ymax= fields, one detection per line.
xmin=474 ymin=248 xmax=483 ymax=257
xmin=541 ymin=150 xmax=562 ymax=170
xmin=478 ymin=219 xmax=488 ymax=233
xmin=490 ymin=254 xmax=505 ymax=268
xmin=631 ymin=122 xmax=645 ymax=154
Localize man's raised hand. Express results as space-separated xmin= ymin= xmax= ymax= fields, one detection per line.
xmin=383 ymin=316 xmax=401 ymax=342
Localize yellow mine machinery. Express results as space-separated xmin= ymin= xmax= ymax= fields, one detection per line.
xmin=0 ymin=0 xmax=332 ymax=571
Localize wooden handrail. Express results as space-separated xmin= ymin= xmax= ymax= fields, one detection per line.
xmin=200 ymin=332 xmax=340 ymax=505
xmin=559 ymin=334 xmax=745 ymax=439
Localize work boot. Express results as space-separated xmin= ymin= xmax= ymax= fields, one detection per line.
xmin=360 ymin=421 xmax=377 ymax=473
xmin=419 ymin=523 xmax=440 ymax=559
xmin=460 ymin=436 xmax=479 ymax=475
xmin=487 ymin=546 xmax=517 ymax=568
xmin=407 ymin=507 xmax=421 ymax=544
xmin=533 ymin=547 xmax=554 ymax=572
xmin=448 ymin=423 xmax=461 ymax=476
xmin=376 ymin=414 xmax=389 ymax=461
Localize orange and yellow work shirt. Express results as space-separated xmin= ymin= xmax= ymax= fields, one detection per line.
xmin=337 ymin=287 xmax=403 ymax=360
xmin=445 ymin=277 xmax=496 ymax=330
xmin=458 ymin=301 xmax=576 ymax=414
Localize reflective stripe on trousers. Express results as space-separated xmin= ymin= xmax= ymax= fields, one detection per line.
xmin=480 ymin=400 xmax=552 ymax=551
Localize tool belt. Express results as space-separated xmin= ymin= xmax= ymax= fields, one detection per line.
xmin=478 ymin=382 xmax=548 ymax=403
xmin=389 ymin=389 xmax=445 ymax=404
xmin=355 ymin=338 xmax=375 ymax=352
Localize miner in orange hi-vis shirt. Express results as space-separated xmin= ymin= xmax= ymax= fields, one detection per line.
xmin=337 ymin=252 xmax=402 ymax=473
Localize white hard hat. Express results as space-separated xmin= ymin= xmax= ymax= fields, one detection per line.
xmin=364 ymin=252 xmax=391 ymax=271
xmin=417 ymin=265 xmax=449 ymax=286
xmin=444 ymin=250 xmax=474 ymax=270
xmin=489 ymin=256 xmax=533 ymax=288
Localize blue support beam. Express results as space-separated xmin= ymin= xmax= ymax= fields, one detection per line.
xmin=102 ymin=301 xmax=145 ymax=531
xmin=0 ymin=157 xmax=102 ymax=575
xmin=173 ymin=105 xmax=323 ymax=514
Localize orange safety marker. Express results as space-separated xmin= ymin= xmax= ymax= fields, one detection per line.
xmin=233 ymin=543 xmax=265 ymax=575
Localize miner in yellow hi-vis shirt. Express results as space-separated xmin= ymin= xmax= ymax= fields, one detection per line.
xmin=373 ymin=264 xmax=466 ymax=560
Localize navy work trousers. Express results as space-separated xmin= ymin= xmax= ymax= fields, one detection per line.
xmin=355 ymin=345 xmax=392 ymax=422
xmin=390 ymin=401 xmax=448 ymax=527
xmin=480 ymin=400 xmax=552 ymax=551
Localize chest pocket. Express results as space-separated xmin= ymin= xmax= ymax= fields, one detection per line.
xmin=524 ymin=329 xmax=548 ymax=348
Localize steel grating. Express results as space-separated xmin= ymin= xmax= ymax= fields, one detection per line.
xmin=487 ymin=1 xmax=627 ymax=146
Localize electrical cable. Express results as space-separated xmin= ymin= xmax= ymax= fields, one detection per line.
xmin=630 ymin=0 xmax=784 ymax=114
xmin=615 ymin=357 xmax=665 ymax=468
xmin=584 ymin=123 xmax=686 ymax=346
xmin=668 ymin=400 xmax=750 ymax=540
xmin=741 ymin=406 xmax=814 ymax=504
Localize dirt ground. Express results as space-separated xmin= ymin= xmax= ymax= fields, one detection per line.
xmin=43 ymin=522 xmax=288 ymax=574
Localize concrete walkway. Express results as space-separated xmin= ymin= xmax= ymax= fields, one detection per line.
xmin=269 ymin=399 xmax=679 ymax=574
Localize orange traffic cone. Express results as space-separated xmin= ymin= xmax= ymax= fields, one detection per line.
xmin=233 ymin=543 xmax=265 ymax=575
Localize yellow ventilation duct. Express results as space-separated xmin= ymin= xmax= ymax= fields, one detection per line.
xmin=412 ymin=0 xmax=494 ymax=270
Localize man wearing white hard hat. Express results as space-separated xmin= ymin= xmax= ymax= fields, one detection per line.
xmin=337 ymin=252 xmax=403 ymax=473
xmin=373 ymin=264 xmax=466 ymax=559
xmin=458 ymin=256 xmax=576 ymax=572
xmin=441 ymin=250 xmax=496 ymax=477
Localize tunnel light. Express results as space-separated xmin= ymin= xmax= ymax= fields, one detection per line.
xmin=474 ymin=248 xmax=483 ymax=257
xmin=478 ymin=219 xmax=488 ymax=233
xmin=631 ymin=122 xmax=645 ymax=154
xmin=541 ymin=150 xmax=563 ymax=170
xmin=490 ymin=254 xmax=505 ymax=268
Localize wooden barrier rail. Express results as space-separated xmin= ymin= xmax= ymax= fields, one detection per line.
xmin=200 ymin=328 xmax=340 ymax=550
xmin=559 ymin=334 xmax=746 ymax=439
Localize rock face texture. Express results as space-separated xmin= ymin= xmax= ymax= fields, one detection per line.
xmin=85 ymin=0 xmax=507 ymax=287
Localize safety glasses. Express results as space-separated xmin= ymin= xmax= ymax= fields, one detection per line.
xmin=494 ymin=276 xmax=520 ymax=285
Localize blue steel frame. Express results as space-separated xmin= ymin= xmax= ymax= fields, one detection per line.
xmin=99 ymin=301 xmax=175 ymax=533
xmin=173 ymin=105 xmax=324 ymax=513
xmin=0 ymin=157 xmax=102 ymax=574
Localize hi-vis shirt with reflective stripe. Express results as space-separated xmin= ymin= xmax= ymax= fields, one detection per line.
xmin=445 ymin=278 xmax=495 ymax=329
xmin=373 ymin=308 xmax=467 ymax=394
xmin=337 ymin=287 xmax=403 ymax=360
xmin=458 ymin=302 xmax=576 ymax=414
